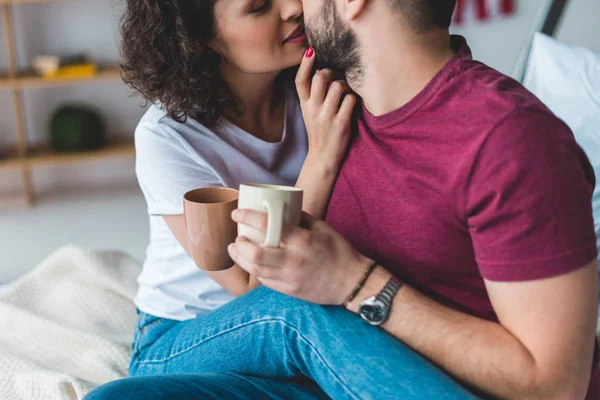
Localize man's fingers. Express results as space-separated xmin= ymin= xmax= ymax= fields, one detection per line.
xmin=228 ymin=241 xmax=283 ymax=279
xmin=254 ymin=277 xmax=293 ymax=295
xmin=232 ymin=236 xmax=287 ymax=266
xmin=295 ymin=48 xmax=315 ymax=102
xmin=232 ymin=209 xmax=304 ymax=244
xmin=232 ymin=209 xmax=269 ymax=233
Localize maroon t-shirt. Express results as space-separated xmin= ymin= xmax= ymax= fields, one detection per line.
xmin=325 ymin=36 xmax=599 ymax=397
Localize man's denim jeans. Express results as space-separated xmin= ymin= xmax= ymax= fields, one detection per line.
xmin=85 ymin=286 xmax=478 ymax=399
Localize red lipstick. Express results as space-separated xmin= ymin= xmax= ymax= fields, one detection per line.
xmin=283 ymin=25 xmax=306 ymax=44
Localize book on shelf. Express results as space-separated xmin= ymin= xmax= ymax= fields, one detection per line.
xmin=32 ymin=54 xmax=97 ymax=80
xmin=42 ymin=64 xmax=98 ymax=80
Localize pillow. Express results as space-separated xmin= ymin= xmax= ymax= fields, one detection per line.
xmin=523 ymin=33 xmax=600 ymax=261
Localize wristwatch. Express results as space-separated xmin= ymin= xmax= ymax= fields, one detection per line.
xmin=358 ymin=276 xmax=403 ymax=326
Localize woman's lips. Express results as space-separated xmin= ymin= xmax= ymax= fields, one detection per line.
xmin=285 ymin=31 xmax=307 ymax=44
xmin=284 ymin=25 xmax=306 ymax=44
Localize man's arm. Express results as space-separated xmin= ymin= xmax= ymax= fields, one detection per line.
xmin=346 ymin=261 xmax=598 ymax=400
xmin=229 ymin=210 xmax=598 ymax=400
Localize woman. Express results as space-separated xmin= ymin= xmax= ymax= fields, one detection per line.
xmin=86 ymin=0 xmax=354 ymax=398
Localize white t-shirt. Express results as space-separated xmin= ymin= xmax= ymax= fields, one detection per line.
xmin=134 ymin=86 xmax=308 ymax=320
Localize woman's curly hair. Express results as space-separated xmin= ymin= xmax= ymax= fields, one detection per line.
xmin=119 ymin=0 xmax=240 ymax=126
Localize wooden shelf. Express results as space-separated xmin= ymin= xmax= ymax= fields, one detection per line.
xmin=1 ymin=1 xmax=132 ymax=208
xmin=0 ymin=147 xmax=24 ymax=170
xmin=0 ymin=65 xmax=122 ymax=89
xmin=0 ymin=137 xmax=134 ymax=171
xmin=0 ymin=65 xmax=122 ymax=90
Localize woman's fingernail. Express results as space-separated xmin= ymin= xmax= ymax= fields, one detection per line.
xmin=232 ymin=209 xmax=239 ymax=219
xmin=305 ymin=48 xmax=314 ymax=58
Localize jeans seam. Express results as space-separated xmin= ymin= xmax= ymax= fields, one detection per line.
xmin=135 ymin=316 xmax=361 ymax=400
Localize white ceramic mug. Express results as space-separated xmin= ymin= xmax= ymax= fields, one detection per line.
xmin=237 ymin=184 xmax=303 ymax=247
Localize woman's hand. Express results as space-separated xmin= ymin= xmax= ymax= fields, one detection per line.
xmin=295 ymin=48 xmax=357 ymax=174
xmin=294 ymin=48 xmax=357 ymax=219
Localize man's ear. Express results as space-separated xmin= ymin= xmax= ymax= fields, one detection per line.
xmin=344 ymin=0 xmax=367 ymax=21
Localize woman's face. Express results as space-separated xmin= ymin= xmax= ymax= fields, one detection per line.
xmin=212 ymin=0 xmax=307 ymax=74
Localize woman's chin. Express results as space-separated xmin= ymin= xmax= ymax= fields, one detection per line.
xmin=288 ymin=47 xmax=309 ymax=66
xmin=269 ymin=48 xmax=309 ymax=74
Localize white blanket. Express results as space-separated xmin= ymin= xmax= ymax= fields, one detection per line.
xmin=0 ymin=246 xmax=141 ymax=400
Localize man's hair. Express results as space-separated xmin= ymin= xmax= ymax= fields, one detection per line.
xmin=391 ymin=0 xmax=457 ymax=32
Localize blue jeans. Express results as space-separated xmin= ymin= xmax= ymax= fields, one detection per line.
xmin=85 ymin=286 xmax=479 ymax=399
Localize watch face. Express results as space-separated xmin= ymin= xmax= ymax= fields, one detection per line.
xmin=359 ymin=299 xmax=386 ymax=325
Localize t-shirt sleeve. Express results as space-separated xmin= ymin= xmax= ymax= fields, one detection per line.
xmin=465 ymin=108 xmax=598 ymax=282
xmin=135 ymin=121 xmax=222 ymax=216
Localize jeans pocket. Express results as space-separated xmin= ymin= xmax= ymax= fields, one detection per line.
xmin=140 ymin=315 xmax=164 ymax=334
xmin=130 ymin=313 xmax=176 ymax=375
xmin=133 ymin=313 xmax=165 ymax=354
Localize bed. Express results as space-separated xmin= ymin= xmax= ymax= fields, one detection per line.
xmin=0 ymin=246 xmax=140 ymax=399
xmin=517 ymin=0 xmax=600 ymax=272
xmin=0 ymin=1 xmax=598 ymax=399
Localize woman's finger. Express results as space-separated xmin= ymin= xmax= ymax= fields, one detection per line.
xmin=295 ymin=48 xmax=315 ymax=102
xmin=336 ymin=93 xmax=357 ymax=123
xmin=322 ymin=81 xmax=348 ymax=116
xmin=310 ymin=69 xmax=334 ymax=105
xmin=318 ymin=68 xmax=336 ymax=81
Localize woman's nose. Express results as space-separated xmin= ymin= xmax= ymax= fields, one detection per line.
xmin=280 ymin=0 xmax=303 ymax=22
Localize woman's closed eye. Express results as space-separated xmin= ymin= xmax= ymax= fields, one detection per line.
xmin=249 ymin=0 xmax=270 ymax=14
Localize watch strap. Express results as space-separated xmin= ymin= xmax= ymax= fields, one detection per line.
xmin=376 ymin=275 xmax=403 ymax=307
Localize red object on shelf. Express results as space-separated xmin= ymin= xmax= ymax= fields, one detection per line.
xmin=453 ymin=0 xmax=516 ymax=25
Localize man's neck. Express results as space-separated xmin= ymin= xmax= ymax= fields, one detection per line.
xmin=352 ymin=29 xmax=455 ymax=117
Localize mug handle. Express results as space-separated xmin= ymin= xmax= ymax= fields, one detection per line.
xmin=262 ymin=199 xmax=285 ymax=247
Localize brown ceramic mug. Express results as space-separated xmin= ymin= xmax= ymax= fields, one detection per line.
xmin=183 ymin=187 xmax=239 ymax=271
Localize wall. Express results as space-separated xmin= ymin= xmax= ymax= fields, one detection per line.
xmin=451 ymin=0 xmax=600 ymax=75
xmin=1 ymin=0 xmax=599 ymax=197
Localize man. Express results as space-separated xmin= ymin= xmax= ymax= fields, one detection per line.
xmin=88 ymin=0 xmax=598 ymax=399
xmin=228 ymin=0 xmax=600 ymax=398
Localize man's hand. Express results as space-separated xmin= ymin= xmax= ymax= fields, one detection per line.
xmin=228 ymin=209 xmax=370 ymax=305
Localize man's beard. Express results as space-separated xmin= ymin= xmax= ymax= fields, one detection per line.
xmin=304 ymin=1 xmax=363 ymax=84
